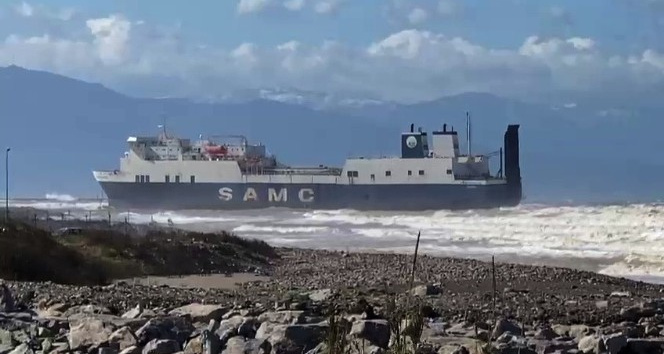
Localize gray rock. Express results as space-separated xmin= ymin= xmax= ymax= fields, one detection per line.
xmin=569 ymin=325 xmax=593 ymax=340
xmin=1 ymin=283 xmax=15 ymax=313
xmin=142 ymin=339 xmax=180 ymax=354
xmin=64 ymin=305 xmax=112 ymax=317
xmin=122 ymin=305 xmax=143 ymax=319
xmin=578 ymin=335 xmax=602 ymax=354
xmin=67 ymin=316 xmax=114 ymax=350
xmin=307 ymin=289 xmax=333 ymax=303
xmin=183 ymin=329 xmax=221 ymax=354
xmin=222 ymin=337 xmax=264 ymax=354
xmin=349 ymin=320 xmax=390 ymax=349
xmin=610 ymin=291 xmax=631 ymax=298
xmin=602 ymin=333 xmax=627 ymax=354
xmin=238 ymin=318 xmax=259 ymax=338
xmin=257 ymin=311 xmax=305 ymax=325
xmin=625 ymin=338 xmax=664 ymax=354
xmin=8 ymin=343 xmax=33 ymax=354
xmin=99 ymin=348 xmax=119 ymax=354
xmin=432 ymin=337 xmax=488 ymax=354
xmin=109 ymin=326 xmax=138 ymax=352
xmin=135 ymin=317 xmax=195 ymax=347
xmin=168 ymin=304 xmax=228 ymax=324
xmin=534 ymin=326 xmax=558 ymax=340
xmin=551 ymin=325 xmax=570 ymax=338
xmin=410 ymin=284 xmax=441 ymax=297
xmin=119 ymin=346 xmax=142 ymax=354
xmin=0 ymin=330 xmax=16 ymax=347
xmin=491 ymin=319 xmax=521 ymax=339
xmin=256 ymin=322 xmax=327 ymax=354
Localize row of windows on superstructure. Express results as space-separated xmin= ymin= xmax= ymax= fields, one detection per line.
xmin=135 ymin=175 xmax=196 ymax=183
xmin=346 ymin=169 xmax=453 ymax=179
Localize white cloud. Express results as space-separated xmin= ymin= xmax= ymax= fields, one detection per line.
xmin=86 ymin=15 xmax=131 ymax=66
xmin=385 ymin=0 xmax=460 ymax=26
xmin=237 ymin=0 xmax=273 ymax=14
xmin=313 ymin=0 xmax=343 ymax=14
xmin=15 ymin=2 xmax=33 ymax=17
xmin=236 ymin=0 xmax=342 ymax=14
xmin=283 ymin=0 xmax=306 ymax=11
xmin=2 ymin=10 xmax=664 ymax=104
xmin=12 ymin=2 xmax=77 ymax=21
xmin=408 ymin=8 xmax=429 ymax=25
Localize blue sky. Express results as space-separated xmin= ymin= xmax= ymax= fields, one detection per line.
xmin=0 ymin=0 xmax=663 ymax=103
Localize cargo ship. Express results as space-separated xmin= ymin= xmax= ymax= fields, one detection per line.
xmin=93 ymin=121 xmax=522 ymax=211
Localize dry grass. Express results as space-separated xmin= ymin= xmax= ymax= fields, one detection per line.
xmin=0 ymin=219 xmax=278 ymax=285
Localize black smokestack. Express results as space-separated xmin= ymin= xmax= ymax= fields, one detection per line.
xmin=410 ymin=123 xmax=414 ymax=132
xmin=504 ymin=124 xmax=521 ymax=204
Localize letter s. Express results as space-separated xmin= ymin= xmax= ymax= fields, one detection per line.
xmin=218 ymin=187 xmax=233 ymax=201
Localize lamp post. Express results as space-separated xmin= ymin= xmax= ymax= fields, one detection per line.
xmin=4 ymin=147 xmax=9 ymax=223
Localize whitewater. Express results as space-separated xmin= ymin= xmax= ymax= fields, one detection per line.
xmin=9 ymin=194 xmax=664 ymax=283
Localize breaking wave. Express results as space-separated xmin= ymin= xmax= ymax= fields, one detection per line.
xmin=45 ymin=193 xmax=77 ymax=202
xmin=9 ymin=199 xmax=664 ymax=282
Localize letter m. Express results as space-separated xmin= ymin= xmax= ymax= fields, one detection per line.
xmin=268 ymin=188 xmax=288 ymax=202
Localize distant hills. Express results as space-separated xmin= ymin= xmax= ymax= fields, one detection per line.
xmin=1 ymin=64 xmax=662 ymax=204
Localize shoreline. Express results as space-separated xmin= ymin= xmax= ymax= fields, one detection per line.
xmin=4 ymin=247 xmax=664 ymax=353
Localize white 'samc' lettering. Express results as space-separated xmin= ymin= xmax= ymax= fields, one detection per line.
xmin=218 ymin=187 xmax=314 ymax=203
xmin=268 ymin=188 xmax=287 ymax=202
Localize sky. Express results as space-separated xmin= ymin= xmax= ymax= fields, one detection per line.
xmin=0 ymin=0 xmax=663 ymax=103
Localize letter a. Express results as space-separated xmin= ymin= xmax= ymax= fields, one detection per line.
xmin=243 ymin=188 xmax=258 ymax=201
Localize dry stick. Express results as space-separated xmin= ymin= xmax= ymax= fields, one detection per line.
xmin=403 ymin=230 xmax=422 ymax=352
xmin=492 ymin=255 xmax=497 ymax=320
xmin=409 ymin=230 xmax=422 ymax=291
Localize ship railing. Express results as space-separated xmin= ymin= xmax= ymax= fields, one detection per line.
xmin=94 ymin=170 xmax=122 ymax=176
xmin=243 ymin=168 xmax=342 ymax=176
xmin=454 ymin=174 xmax=505 ymax=181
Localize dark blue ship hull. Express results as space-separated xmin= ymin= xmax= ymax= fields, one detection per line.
xmin=99 ymin=181 xmax=521 ymax=211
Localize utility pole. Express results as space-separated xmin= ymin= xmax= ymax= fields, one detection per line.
xmin=5 ymin=147 xmax=10 ymax=223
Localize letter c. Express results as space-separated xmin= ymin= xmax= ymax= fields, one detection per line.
xmin=298 ymin=188 xmax=314 ymax=202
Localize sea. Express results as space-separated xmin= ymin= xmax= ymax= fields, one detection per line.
xmin=8 ymin=193 xmax=664 ymax=284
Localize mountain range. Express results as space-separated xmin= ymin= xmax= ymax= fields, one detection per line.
xmin=1 ymin=64 xmax=662 ymax=204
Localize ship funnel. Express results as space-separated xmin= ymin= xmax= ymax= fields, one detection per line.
xmin=503 ymin=124 xmax=522 ymax=204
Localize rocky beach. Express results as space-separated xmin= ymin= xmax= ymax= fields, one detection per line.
xmin=4 ymin=236 xmax=664 ymax=354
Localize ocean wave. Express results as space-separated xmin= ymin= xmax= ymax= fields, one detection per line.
xmin=45 ymin=193 xmax=77 ymax=202
xmin=9 ymin=201 xmax=664 ymax=279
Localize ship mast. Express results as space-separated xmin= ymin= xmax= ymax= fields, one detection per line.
xmin=466 ymin=111 xmax=472 ymax=156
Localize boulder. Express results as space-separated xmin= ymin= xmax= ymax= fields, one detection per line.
xmin=135 ymin=317 xmax=195 ymax=347
xmin=349 ymin=320 xmax=390 ymax=349
xmin=67 ymin=316 xmax=114 ymax=350
xmin=307 ymin=289 xmax=333 ymax=303
xmin=602 ymin=333 xmax=627 ymax=354
xmin=256 ymin=322 xmax=327 ymax=354
xmin=409 ymin=284 xmax=441 ymax=297
xmin=142 ymin=339 xmax=180 ymax=354
xmin=578 ymin=335 xmax=602 ymax=354
xmin=109 ymin=326 xmax=138 ymax=352
xmin=222 ymin=337 xmax=265 ymax=354
xmin=1 ymin=283 xmax=15 ymax=313
xmin=491 ymin=319 xmax=521 ymax=339
xmin=168 ymin=304 xmax=228 ymax=324
xmin=257 ymin=311 xmax=305 ymax=325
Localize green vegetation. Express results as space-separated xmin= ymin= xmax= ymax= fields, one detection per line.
xmin=0 ymin=220 xmax=277 ymax=285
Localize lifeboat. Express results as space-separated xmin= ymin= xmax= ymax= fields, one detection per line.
xmin=203 ymin=143 xmax=228 ymax=156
